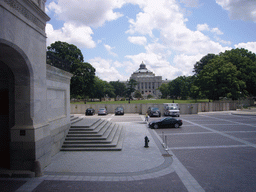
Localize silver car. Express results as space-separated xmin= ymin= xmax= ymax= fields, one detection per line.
xmin=98 ymin=108 xmax=108 ymax=115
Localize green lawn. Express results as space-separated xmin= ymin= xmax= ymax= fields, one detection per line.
xmin=71 ymin=99 xmax=210 ymax=105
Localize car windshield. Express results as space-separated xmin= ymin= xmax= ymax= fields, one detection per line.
xmin=160 ymin=117 xmax=169 ymax=122
xmin=99 ymin=108 xmax=105 ymax=111
xmin=152 ymin=107 xmax=159 ymax=111
xmin=169 ymin=107 xmax=177 ymax=110
xmin=116 ymin=107 xmax=123 ymax=110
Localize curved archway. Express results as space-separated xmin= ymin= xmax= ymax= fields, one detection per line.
xmin=0 ymin=40 xmax=34 ymax=127
xmin=0 ymin=39 xmax=34 ymax=169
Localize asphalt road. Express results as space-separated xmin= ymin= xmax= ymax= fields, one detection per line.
xmin=153 ymin=113 xmax=256 ymax=191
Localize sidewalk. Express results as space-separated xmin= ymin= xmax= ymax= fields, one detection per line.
xmin=42 ymin=118 xmax=174 ymax=181
xmin=231 ymin=108 xmax=256 ymax=116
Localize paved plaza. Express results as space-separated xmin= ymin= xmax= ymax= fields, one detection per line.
xmin=1 ymin=112 xmax=256 ymax=191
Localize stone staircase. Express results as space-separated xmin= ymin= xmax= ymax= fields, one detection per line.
xmin=61 ymin=116 xmax=125 ymax=151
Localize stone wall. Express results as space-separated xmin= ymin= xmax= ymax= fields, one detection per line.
xmin=71 ymin=103 xmax=198 ymax=115
xmin=37 ymin=65 xmax=72 ymax=168
xmin=71 ymin=99 xmax=253 ymax=115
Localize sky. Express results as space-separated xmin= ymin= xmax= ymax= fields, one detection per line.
xmin=45 ymin=0 xmax=256 ymax=82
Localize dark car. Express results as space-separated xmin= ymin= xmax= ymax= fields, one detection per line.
xmin=115 ymin=107 xmax=124 ymax=115
xmin=147 ymin=107 xmax=161 ymax=117
xmin=85 ymin=108 xmax=95 ymax=115
xmin=148 ymin=117 xmax=182 ymax=129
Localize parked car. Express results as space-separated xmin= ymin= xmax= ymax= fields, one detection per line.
xmin=164 ymin=106 xmax=180 ymax=117
xmin=98 ymin=108 xmax=108 ymax=115
xmin=148 ymin=117 xmax=182 ymax=129
xmin=115 ymin=107 xmax=124 ymax=115
xmin=85 ymin=108 xmax=95 ymax=115
xmin=147 ymin=107 xmax=161 ymax=117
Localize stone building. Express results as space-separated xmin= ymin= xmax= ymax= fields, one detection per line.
xmin=0 ymin=0 xmax=72 ymax=174
xmin=130 ymin=62 xmax=162 ymax=98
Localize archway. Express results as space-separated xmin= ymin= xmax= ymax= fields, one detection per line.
xmin=0 ymin=62 xmax=14 ymax=168
xmin=0 ymin=40 xmax=33 ymax=170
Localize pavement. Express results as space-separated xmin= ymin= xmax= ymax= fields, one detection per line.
xmin=231 ymin=107 xmax=256 ymax=116
xmin=2 ymin=109 xmax=256 ymax=191
xmin=1 ymin=114 xmax=190 ymax=192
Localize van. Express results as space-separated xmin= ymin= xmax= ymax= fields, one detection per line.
xmin=163 ymin=103 xmax=180 ymax=117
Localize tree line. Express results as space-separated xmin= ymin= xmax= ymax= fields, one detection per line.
xmin=159 ymin=48 xmax=256 ymax=101
xmin=47 ymin=41 xmax=136 ymax=103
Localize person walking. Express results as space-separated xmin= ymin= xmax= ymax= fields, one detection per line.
xmin=145 ymin=112 xmax=149 ymax=122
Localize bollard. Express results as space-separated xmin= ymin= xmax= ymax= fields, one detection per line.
xmin=162 ymin=132 xmax=165 ymax=146
xmin=144 ymin=136 xmax=150 ymax=148
xmin=164 ymin=135 xmax=169 ymax=151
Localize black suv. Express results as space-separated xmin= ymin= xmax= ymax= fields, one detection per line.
xmin=147 ymin=107 xmax=161 ymax=117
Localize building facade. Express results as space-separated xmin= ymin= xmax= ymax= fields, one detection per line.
xmin=130 ymin=62 xmax=162 ymax=98
xmin=0 ymin=0 xmax=72 ymax=174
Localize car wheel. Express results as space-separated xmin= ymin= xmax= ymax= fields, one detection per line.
xmin=154 ymin=124 xmax=159 ymax=129
xmin=174 ymin=123 xmax=179 ymax=128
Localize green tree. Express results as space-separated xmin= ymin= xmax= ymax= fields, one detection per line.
xmin=103 ymin=82 xmax=115 ymax=99
xmin=91 ymin=77 xmax=105 ymax=101
xmin=109 ymin=81 xmax=126 ymax=100
xmin=70 ymin=62 xmax=95 ymax=101
xmin=168 ymin=76 xmax=191 ymax=100
xmin=47 ymin=41 xmax=95 ymax=100
xmin=158 ymin=83 xmax=169 ymax=99
xmin=47 ymin=41 xmax=84 ymax=68
xmin=198 ymin=56 xmax=246 ymax=100
xmin=193 ymin=53 xmax=216 ymax=76
xmin=134 ymin=90 xmax=142 ymax=99
xmin=218 ymin=48 xmax=256 ymax=96
xmin=126 ymin=79 xmax=137 ymax=103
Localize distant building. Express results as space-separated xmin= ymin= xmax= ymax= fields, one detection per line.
xmin=130 ymin=62 xmax=162 ymax=98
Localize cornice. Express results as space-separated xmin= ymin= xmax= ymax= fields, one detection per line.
xmin=3 ymin=0 xmax=50 ymax=31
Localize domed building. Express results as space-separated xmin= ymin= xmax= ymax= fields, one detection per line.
xmin=130 ymin=62 xmax=162 ymax=98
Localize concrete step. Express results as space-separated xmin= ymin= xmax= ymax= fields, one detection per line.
xmin=70 ymin=119 xmax=104 ymax=131
xmin=70 ymin=116 xmax=83 ymax=124
xmin=68 ymin=121 xmax=110 ymax=134
xmin=65 ymin=124 xmax=118 ymax=141
xmin=62 ymin=117 xmax=125 ymax=151
xmin=71 ymin=118 xmax=101 ymax=128
xmin=61 ymin=127 xmax=125 ymax=151
xmin=63 ymin=125 xmax=118 ymax=144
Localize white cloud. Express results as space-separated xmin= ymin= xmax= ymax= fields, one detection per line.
xmin=88 ymin=57 xmax=126 ymax=81
xmin=197 ymin=24 xmax=223 ymax=35
xmin=47 ymin=0 xmax=124 ymax=27
xmin=211 ymin=27 xmax=223 ymax=35
xmin=173 ymin=54 xmax=204 ymax=76
xmin=235 ymin=42 xmax=256 ymax=53
xmin=216 ymin=0 xmax=256 ymax=22
xmin=128 ymin=36 xmax=147 ymax=45
xmin=124 ymin=0 xmax=233 ymax=80
xmin=46 ymin=23 xmax=96 ymax=48
xmin=197 ymin=23 xmax=210 ymax=31
xmin=180 ymin=0 xmax=199 ymax=7
xmin=104 ymin=44 xmax=118 ymax=57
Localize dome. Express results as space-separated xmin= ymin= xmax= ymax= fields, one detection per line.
xmin=132 ymin=61 xmax=155 ymax=77
xmin=139 ymin=61 xmax=147 ymax=70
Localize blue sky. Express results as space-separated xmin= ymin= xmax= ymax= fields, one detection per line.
xmin=45 ymin=0 xmax=256 ymax=82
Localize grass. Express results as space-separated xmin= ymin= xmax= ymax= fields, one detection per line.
xmin=71 ymin=99 xmax=210 ymax=105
